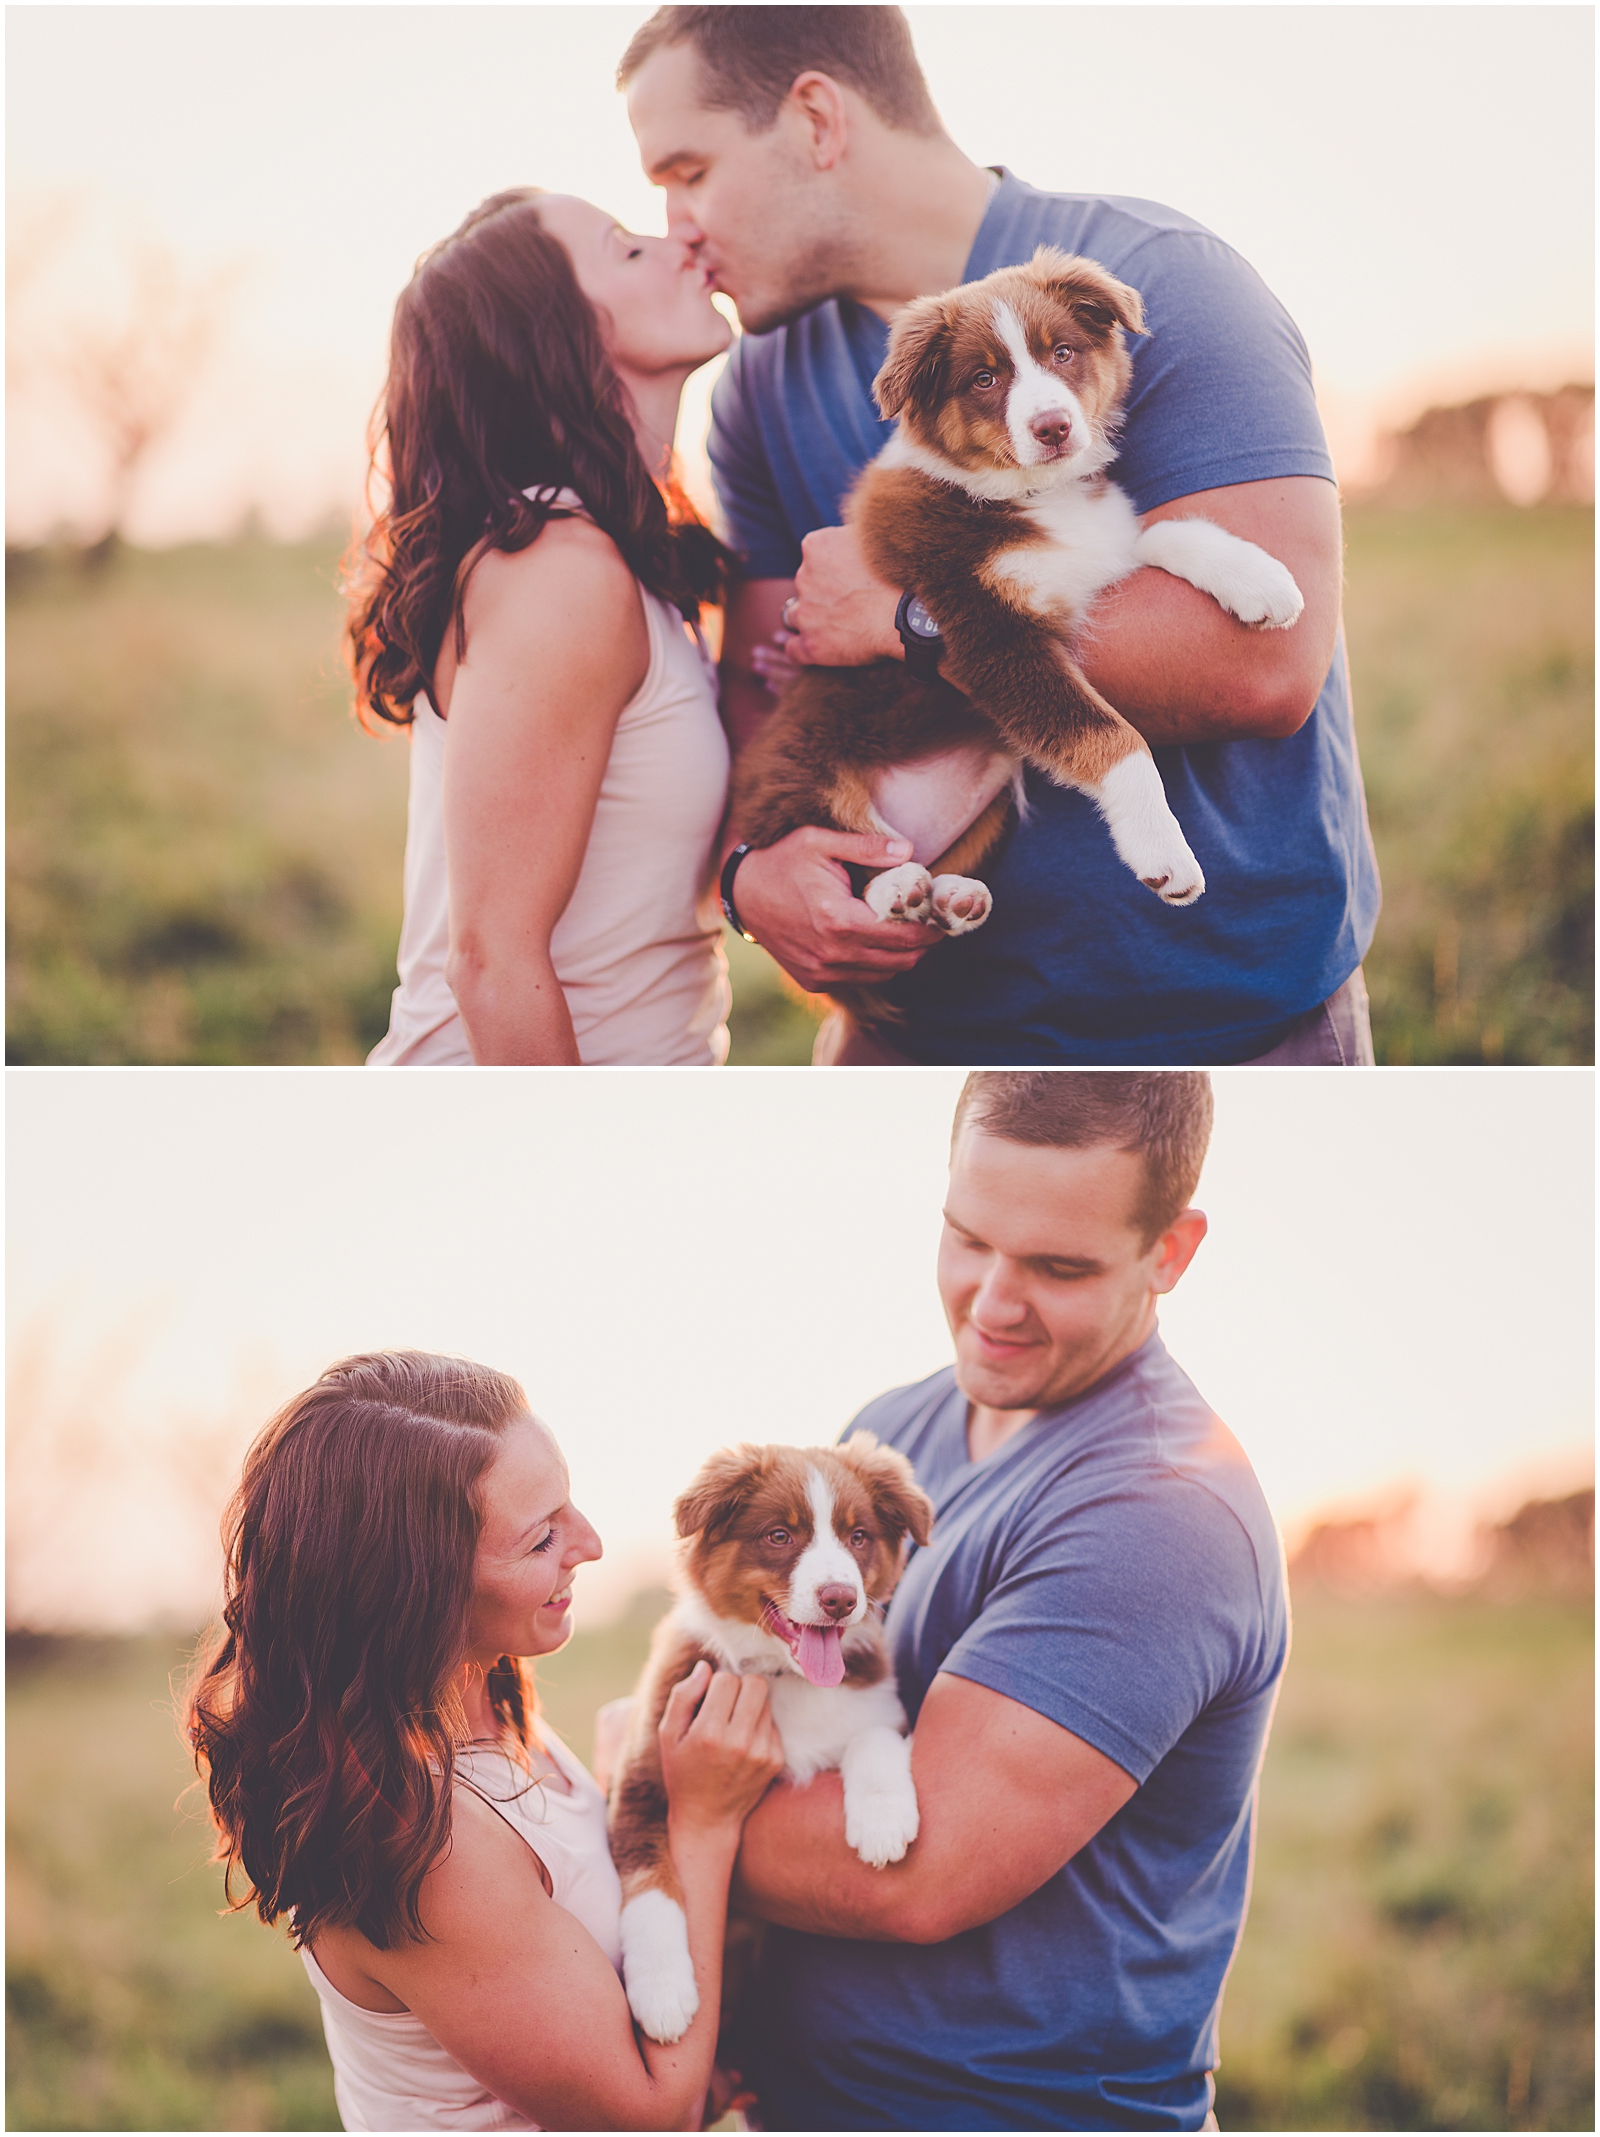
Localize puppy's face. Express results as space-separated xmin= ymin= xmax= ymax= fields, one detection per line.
xmin=875 ymin=246 xmax=1146 ymax=483
xmin=674 ymin=1435 xmax=933 ymax=1687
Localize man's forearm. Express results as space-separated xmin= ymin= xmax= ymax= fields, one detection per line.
xmin=1072 ymin=562 xmax=1324 ymax=746
xmin=733 ymin=1772 xmax=941 ymax=1943
xmin=783 ymin=477 xmax=1343 ymax=747
xmin=734 ymin=1676 xmax=1140 ymax=1947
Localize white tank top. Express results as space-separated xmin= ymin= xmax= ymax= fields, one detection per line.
xmin=300 ymin=1734 xmax=623 ymax=2132
xmin=368 ymin=491 xmax=731 ymax=1067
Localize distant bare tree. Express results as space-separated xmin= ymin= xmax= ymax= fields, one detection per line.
xmin=64 ymin=244 xmax=235 ymax=564
xmin=6 ymin=198 xmax=238 ymax=562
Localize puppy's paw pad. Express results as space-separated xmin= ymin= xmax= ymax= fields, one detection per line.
xmin=846 ymin=1790 xmax=921 ymax=1868
xmin=929 ymin=874 xmax=992 ymax=935
xmin=620 ymin=1891 xmax=699 ymax=2043
xmin=1142 ymin=865 xmax=1205 ymax=906
xmin=1231 ymin=562 xmax=1304 ymax=631
xmin=863 ymin=861 xmax=934 ymax=924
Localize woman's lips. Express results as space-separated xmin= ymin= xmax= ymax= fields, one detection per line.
xmin=541 ymin=1591 xmax=572 ymax=1614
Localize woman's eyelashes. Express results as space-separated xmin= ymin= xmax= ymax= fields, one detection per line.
xmin=529 ymin=1527 xmax=557 ymax=1554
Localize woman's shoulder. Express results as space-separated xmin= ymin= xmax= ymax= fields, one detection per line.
xmin=471 ymin=512 xmax=641 ymax=611
xmin=452 ymin=518 xmax=649 ymax=706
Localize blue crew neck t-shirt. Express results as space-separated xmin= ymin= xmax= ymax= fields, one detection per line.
xmin=708 ymin=170 xmax=1381 ymax=1064
xmin=742 ymin=1334 xmax=1289 ymax=2132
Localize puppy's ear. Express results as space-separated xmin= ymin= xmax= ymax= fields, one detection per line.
xmin=837 ymin=1431 xmax=934 ymax=1549
xmin=1030 ymin=245 xmax=1148 ymax=338
xmin=673 ymin=1445 xmax=766 ymax=1540
xmin=874 ymin=295 xmax=955 ymax=422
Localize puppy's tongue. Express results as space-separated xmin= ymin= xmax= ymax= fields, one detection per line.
xmin=796 ymin=1623 xmax=846 ymax=1687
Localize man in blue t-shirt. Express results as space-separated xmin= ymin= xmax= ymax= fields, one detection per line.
xmin=620 ymin=6 xmax=1380 ymax=1065
xmin=724 ymin=1069 xmax=1288 ymax=2131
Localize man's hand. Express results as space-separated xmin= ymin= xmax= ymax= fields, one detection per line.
xmin=732 ymin=828 xmax=941 ymax=990
xmin=781 ymin=525 xmax=902 ymax=668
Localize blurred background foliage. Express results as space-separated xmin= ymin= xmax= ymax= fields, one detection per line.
xmin=7 ymin=1508 xmax=1592 ymax=2133
xmin=5 ymin=498 xmax=1593 ymax=1066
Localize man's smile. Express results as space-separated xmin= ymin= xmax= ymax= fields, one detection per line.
xmin=967 ymin=1320 xmax=1042 ymax=1360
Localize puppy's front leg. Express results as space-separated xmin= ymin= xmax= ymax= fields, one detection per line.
xmin=618 ymin=1878 xmax=699 ymax=2043
xmin=1134 ymin=518 xmax=1304 ymax=630
xmin=841 ymin=1725 xmax=919 ymax=1868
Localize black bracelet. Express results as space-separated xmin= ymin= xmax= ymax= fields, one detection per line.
xmin=720 ymin=843 xmax=758 ymax=943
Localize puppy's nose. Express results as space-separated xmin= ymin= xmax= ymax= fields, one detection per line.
xmin=1030 ymin=408 xmax=1074 ymax=449
xmin=815 ymin=1583 xmax=858 ymax=1621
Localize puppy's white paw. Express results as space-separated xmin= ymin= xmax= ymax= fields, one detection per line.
xmin=863 ymin=861 xmax=934 ymax=924
xmin=929 ymin=874 xmax=992 ymax=935
xmin=1222 ymin=553 xmax=1304 ymax=631
xmin=1086 ymin=754 xmax=1206 ymax=906
xmin=619 ymin=1890 xmax=698 ymax=2043
xmin=1137 ymin=832 xmax=1206 ymax=906
xmin=846 ymin=1782 xmax=921 ymax=1868
xmin=1133 ymin=518 xmax=1303 ymax=632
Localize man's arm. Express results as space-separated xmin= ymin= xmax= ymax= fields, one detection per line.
xmin=781 ymin=475 xmax=1344 ymax=746
xmin=733 ymin=1671 xmax=1137 ymax=1944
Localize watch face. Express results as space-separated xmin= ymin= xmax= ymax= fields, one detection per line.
xmin=905 ymin=596 xmax=941 ymax=640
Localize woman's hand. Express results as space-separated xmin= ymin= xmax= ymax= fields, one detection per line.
xmin=659 ymin=1661 xmax=785 ymax=1835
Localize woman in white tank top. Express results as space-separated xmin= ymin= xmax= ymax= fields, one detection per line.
xmin=349 ymin=189 xmax=737 ymax=1065
xmin=185 ymin=1351 xmax=783 ymax=2131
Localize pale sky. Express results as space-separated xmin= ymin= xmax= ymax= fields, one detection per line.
xmin=6 ymin=4 xmax=1593 ymax=540
xmin=7 ymin=1067 xmax=1593 ymax=1632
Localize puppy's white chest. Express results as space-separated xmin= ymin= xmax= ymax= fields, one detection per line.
xmin=768 ymin=1671 xmax=907 ymax=1782
xmin=984 ymin=481 xmax=1143 ymax=620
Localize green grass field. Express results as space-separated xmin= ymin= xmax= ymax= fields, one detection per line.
xmin=5 ymin=502 xmax=1593 ymax=1065
xmin=6 ymin=1588 xmax=1591 ymax=2132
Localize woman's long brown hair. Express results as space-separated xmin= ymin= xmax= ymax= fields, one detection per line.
xmin=185 ymin=1351 xmax=537 ymax=1950
xmin=346 ymin=187 xmax=729 ymax=731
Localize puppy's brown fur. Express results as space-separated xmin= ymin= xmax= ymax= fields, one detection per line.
xmin=607 ymin=1436 xmax=932 ymax=2047
xmin=730 ymin=246 xmax=1156 ymax=1023
xmin=607 ymin=1436 xmax=930 ymax=1903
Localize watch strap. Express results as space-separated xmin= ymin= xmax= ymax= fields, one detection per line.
xmin=895 ymin=590 xmax=944 ymax=681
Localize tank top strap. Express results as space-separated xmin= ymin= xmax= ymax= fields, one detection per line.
xmin=522 ymin=483 xmax=590 ymax=518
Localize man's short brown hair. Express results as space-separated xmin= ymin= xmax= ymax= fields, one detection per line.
xmin=952 ymin=1073 xmax=1214 ymax=1246
xmin=617 ymin=5 xmax=944 ymax=136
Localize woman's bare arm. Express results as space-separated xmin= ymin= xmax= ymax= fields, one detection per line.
xmin=438 ymin=522 xmax=650 ymax=1064
xmin=321 ymin=1668 xmax=781 ymax=2131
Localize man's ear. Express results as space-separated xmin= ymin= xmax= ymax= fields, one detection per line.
xmin=1150 ymin=1208 xmax=1208 ymax=1295
xmin=874 ymin=295 xmax=955 ymax=422
xmin=785 ymin=70 xmax=851 ymax=171
xmin=673 ymin=1445 xmax=766 ymax=1539
xmin=1030 ymin=245 xmax=1148 ymax=339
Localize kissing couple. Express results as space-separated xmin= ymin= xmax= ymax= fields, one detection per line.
xmin=360 ymin=5 xmax=1376 ymax=1072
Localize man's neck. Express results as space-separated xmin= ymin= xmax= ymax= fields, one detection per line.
xmin=967 ymin=1402 xmax=1038 ymax=1466
xmin=844 ymin=142 xmax=997 ymax=321
xmin=963 ymin=1310 xmax=1161 ymax=1466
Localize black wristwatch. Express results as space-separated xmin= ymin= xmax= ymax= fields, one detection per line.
xmin=895 ymin=590 xmax=945 ymax=680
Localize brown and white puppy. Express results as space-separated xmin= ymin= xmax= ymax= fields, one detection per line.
xmin=730 ymin=245 xmax=1304 ymax=1001
xmin=608 ymin=1433 xmax=933 ymax=2043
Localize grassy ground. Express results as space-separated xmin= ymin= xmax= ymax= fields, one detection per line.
xmin=6 ymin=1589 xmax=1591 ymax=2132
xmin=5 ymin=540 xmax=409 ymax=1066
xmin=1214 ymin=1590 xmax=1594 ymax=2132
xmin=5 ymin=503 xmax=1593 ymax=1064
xmin=1342 ymin=504 xmax=1594 ymax=1065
